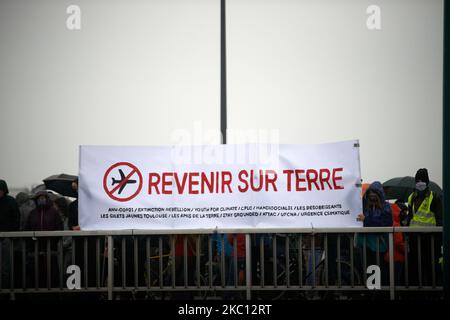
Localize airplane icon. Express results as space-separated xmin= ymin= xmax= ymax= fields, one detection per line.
xmin=111 ymin=169 xmax=136 ymax=194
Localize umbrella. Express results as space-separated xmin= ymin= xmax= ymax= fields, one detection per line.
xmin=31 ymin=184 xmax=47 ymax=194
xmin=382 ymin=176 xmax=443 ymax=203
xmin=43 ymin=174 xmax=78 ymax=198
xmin=31 ymin=189 xmax=63 ymax=202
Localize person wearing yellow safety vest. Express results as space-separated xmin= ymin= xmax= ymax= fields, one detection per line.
xmin=407 ymin=169 xmax=442 ymax=227
xmin=406 ymin=168 xmax=443 ymax=289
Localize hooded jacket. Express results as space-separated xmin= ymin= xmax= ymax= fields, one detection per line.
xmin=357 ymin=181 xmax=392 ymax=253
xmin=362 ymin=181 xmax=392 ymax=227
xmin=24 ymin=191 xmax=63 ymax=231
xmin=0 ymin=179 xmax=20 ymax=231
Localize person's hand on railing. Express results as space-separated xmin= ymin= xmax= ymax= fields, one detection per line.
xmin=357 ymin=214 xmax=365 ymax=222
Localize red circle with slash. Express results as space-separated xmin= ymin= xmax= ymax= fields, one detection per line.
xmin=103 ymin=162 xmax=143 ymax=202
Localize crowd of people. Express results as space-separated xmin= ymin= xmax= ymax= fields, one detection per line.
xmin=0 ymin=179 xmax=80 ymax=233
xmin=0 ymin=167 xmax=444 ymax=299
xmin=357 ymin=168 xmax=443 ymax=289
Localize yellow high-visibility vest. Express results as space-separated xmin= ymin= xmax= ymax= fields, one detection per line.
xmin=408 ymin=191 xmax=436 ymax=227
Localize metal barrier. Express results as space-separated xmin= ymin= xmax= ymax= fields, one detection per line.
xmin=0 ymin=227 xmax=444 ymax=300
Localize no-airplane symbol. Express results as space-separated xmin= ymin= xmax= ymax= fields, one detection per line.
xmin=103 ymin=162 xmax=143 ymax=202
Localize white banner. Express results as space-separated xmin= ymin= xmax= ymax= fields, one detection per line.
xmin=79 ymin=141 xmax=363 ymax=230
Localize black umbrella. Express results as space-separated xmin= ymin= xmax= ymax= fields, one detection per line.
xmin=382 ymin=176 xmax=443 ymax=203
xmin=43 ymin=174 xmax=78 ymax=198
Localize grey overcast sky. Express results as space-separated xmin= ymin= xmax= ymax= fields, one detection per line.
xmin=0 ymin=0 xmax=444 ymax=191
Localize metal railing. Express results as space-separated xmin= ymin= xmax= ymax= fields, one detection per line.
xmin=0 ymin=227 xmax=444 ymax=300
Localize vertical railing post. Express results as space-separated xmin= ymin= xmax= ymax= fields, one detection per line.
xmin=121 ymin=238 xmax=126 ymax=289
xmin=172 ymin=236 xmax=176 ymax=288
xmin=208 ymin=235 xmax=212 ymax=288
xmin=24 ymin=239 xmax=29 ymax=291
xmin=285 ymin=235 xmax=290 ymax=287
xmin=196 ymin=235 xmax=201 ymax=288
xmin=34 ymin=240 xmax=39 ymax=291
xmin=233 ymin=235 xmax=238 ymax=287
xmin=260 ymin=237 xmax=264 ymax=287
xmin=96 ymin=237 xmax=101 ymax=289
xmin=134 ymin=236 xmax=139 ymax=289
xmin=431 ymin=235 xmax=436 ymax=288
xmin=184 ymin=236 xmax=188 ymax=288
xmin=10 ymin=239 xmax=15 ymax=300
xmin=389 ymin=232 xmax=395 ymax=300
xmin=58 ymin=239 xmax=63 ymax=290
xmin=220 ymin=234 xmax=225 ymax=287
xmin=404 ymin=234 xmax=409 ymax=288
xmin=46 ymin=239 xmax=51 ymax=290
xmin=159 ymin=237 xmax=164 ymax=289
xmin=298 ymin=235 xmax=303 ymax=288
xmin=350 ymin=234 xmax=355 ymax=287
xmin=245 ymin=233 xmax=252 ymax=300
xmin=84 ymin=237 xmax=89 ymax=289
xmin=146 ymin=237 xmax=150 ymax=289
xmin=363 ymin=235 xmax=367 ymax=285
xmin=107 ymin=236 xmax=114 ymax=300
xmin=418 ymin=234 xmax=423 ymax=288
xmin=337 ymin=235 xmax=341 ymax=288
xmin=273 ymin=235 xmax=277 ymax=287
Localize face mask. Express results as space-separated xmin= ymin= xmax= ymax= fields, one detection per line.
xmin=37 ymin=198 xmax=47 ymax=207
xmin=415 ymin=182 xmax=427 ymax=192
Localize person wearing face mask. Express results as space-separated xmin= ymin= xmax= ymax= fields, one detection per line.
xmin=406 ymin=169 xmax=442 ymax=289
xmin=24 ymin=191 xmax=63 ymax=231
xmin=407 ymin=168 xmax=442 ymax=227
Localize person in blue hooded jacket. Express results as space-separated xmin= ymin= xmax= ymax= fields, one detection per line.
xmin=358 ymin=181 xmax=393 ymax=228
xmin=357 ymin=181 xmax=392 ymax=283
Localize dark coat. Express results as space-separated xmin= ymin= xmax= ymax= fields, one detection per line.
xmin=0 ymin=180 xmax=20 ymax=231
xmin=24 ymin=192 xmax=63 ymax=231
xmin=68 ymin=199 xmax=78 ymax=229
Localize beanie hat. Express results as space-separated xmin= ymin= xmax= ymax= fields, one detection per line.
xmin=415 ymin=168 xmax=429 ymax=185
